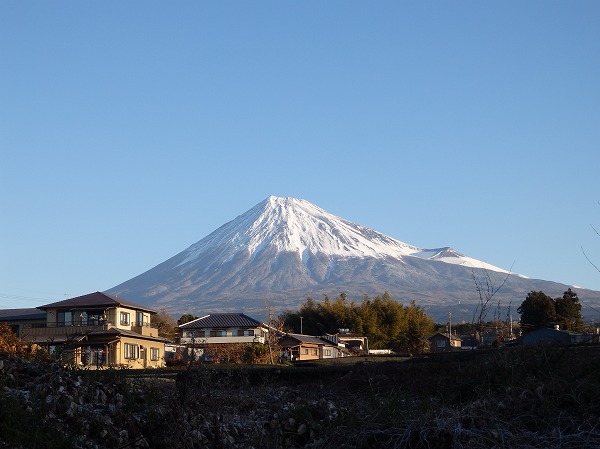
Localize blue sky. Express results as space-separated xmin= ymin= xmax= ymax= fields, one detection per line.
xmin=1 ymin=1 xmax=600 ymax=309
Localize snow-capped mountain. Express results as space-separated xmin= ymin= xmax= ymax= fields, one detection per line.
xmin=177 ymin=196 xmax=508 ymax=274
xmin=107 ymin=196 xmax=600 ymax=322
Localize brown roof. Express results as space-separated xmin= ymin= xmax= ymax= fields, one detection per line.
xmin=24 ymin=327 xmax=166 ymax=345
xmin=39 ymin=292 xmax=156 ymax=314
xmin=85 ymin=328 xmax=166 ymax=344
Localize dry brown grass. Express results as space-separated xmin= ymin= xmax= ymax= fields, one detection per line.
xmin=2 ymin=346 xmax=600 ymax=448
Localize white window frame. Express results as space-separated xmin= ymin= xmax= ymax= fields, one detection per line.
xmin=120 ymin=312 xmax=130 ymax=326
xmin=124 ymin=343 xmax=139 ymax=359
xmin=150 ymin=347 xmax=159 ymax=361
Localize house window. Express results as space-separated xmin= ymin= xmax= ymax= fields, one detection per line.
xmin=185 ymin=330 xmax=205 ymax=339
xmin=302 ymin=348 xmax=308 ymax=355
xmin=120 ymin=312 xmax=130 ymax=325
xmin=312 ymin=348 xmax=318 ymax=356
xmin=150 ymin=347 xmax=159 ymax=361
xmin=136 ymin=311 xmax=144 ymax=326
xmin=88 ymin=311 xmax=103 ymax=325
xmin=124 ymin=343 xmax=139 ymax=359
xmin=57 ymin=311 xmax=73 ymax=326
xmin=210 ymin=330 xmax=227 ymax=337
xmin=237 ymin=329 xmax=254 ymax=337
xmin=325 ymin=349 xmax=332 ymax=356
xmin=436 ymin=339 xmax=446 ymax=348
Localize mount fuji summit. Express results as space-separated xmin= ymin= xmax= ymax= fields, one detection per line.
xmin=107 ymin=196 xmax=600 ymax=322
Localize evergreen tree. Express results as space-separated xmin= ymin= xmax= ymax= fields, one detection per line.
xmin=396 ymin=301 xmax=434 ymax=355
xmin=517 ymin=291 xmax=557 ymax=333
xmin=177 ymin=314 xmax=198 ymax=325
xmin=554 ymin=288 xmax=584 ymax=331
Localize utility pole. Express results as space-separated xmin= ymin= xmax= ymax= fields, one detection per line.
xmin=300 ymin=316 xmax=303 ymax=335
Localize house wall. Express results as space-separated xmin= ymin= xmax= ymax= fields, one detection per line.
xmin=428 ymin=333 xmax=461 ymax=353
xmin=522 ymin=329 xmax=588 ymax=347
xmin=116 ymin=335 xmax=165 ymax=369
xmin=295 ymin=343 xmax=320 ymax=361
xmin=320 ymin=345 xmax=338 ymax=359
xmin=46 ymin=309 xmax=57 ymax=326
xmin=180 ymin=326 xmax=267 ymax=345
xmin=429 ymin=335 xmax=449 ymax=352
xmin=2 ymin=319 xmax=46 ymax=338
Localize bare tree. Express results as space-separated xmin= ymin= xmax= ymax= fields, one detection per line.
xmin=582 ymin=216 xmax=600 ymax=274
xmin=471 ymin=265 xmax=512 ymax=346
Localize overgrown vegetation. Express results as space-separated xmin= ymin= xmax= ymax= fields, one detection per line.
xmin=3 ymin=342 xmax=600 ymax=448
xmin=3 ymin=306 xmax=600 ymax=448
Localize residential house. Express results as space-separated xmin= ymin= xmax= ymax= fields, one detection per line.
xmin=458 ymin=334 xmax=478 ymax=350
xmin=14 ymin=292 xmax=166 ymax=369
xmin=179 ymin=313 xmax=269 ymax=362
xmin=0 ymin=308 xmax=46 ymax=336
xmin=522 ymin=327 xmax=591 ymax=347
xmin=428 ymin=332 xmax=462 ymax=353
xmin=323 ymin=329 xmax=369 ymax=354
xmin=279 ymin=333 xmax=340 ymax=361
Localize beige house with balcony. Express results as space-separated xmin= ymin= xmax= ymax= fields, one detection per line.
xmin=18 ymin=292 xmax=166 ymax=369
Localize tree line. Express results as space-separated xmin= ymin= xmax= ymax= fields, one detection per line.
xmin=152 ymin=288 xmax=587 ymax=352
xmin=517 ymin=288 xmax=584 ymax=333
xmin=280 ymin=292 xmax=435 ymax=355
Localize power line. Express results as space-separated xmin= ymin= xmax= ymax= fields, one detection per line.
xmin=0 ymin=292 xmax=55 ymax=302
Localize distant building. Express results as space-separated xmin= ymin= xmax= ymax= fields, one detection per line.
xmin=522 ymin=327 xmax=590 ymax=347
xmin=323 ymin=329 xmax=369 ymax=353
xmin=0 ymin=308 xmax=46 ymax=336
xmin=427 ymin=332 xmax=461 ymax=352
xmin=279 ymin=333 xmax=340 ymax=361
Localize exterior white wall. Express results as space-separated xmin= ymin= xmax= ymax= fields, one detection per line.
xmin=180 ymin=326 xmax=267 ymax=345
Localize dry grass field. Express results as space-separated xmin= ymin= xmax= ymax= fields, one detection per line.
xmin=2 ymin=346 xmax=600 ymax=448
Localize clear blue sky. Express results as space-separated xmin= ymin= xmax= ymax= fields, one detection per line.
xmin=1 ymin=1 xmax=599 ymax=309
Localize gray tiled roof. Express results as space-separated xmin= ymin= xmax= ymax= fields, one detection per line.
xmin=0 ymin=308 xmax=46 ymax=321
xmin=179 ymin=313 xmax=262 ymax=329
xmin=284 ymin=333 xmax=338 ymax=347
xmin=38 ymin=292 xmax=156 ymax=313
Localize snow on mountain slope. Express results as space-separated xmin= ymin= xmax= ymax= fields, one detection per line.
xmin=411 ymin=247 xmax=516 ymax=275
xmin=107 ymin=195 xmax=600 ymax=322
xmin=176 ymin=195 xmax=509 ymax=275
